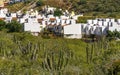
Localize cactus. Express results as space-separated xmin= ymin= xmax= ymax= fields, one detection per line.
xmin=42 ymin=50 xmax=70 ymax=75
xmin=17 ymin=41 xmax=38 ymax=61
xmin=86 ymin=44 xmax=89 ymax=64
xmin=86 ymin=37 xmax=109 ymax=64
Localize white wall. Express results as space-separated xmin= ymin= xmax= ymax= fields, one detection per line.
xmin=24 ymin=22 xmax=41 ymax=33
xmin=64 ymin=24 xmax=81 ymax=34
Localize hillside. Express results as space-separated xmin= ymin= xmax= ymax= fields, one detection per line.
xmin=1 ymin=0 xmax=120 ymax=75
xmin=45 ymin=0 xmax=120 ymax=18
xmin=0 ymin=31 xmax=120 ymax=75
xmin=67 ymin=0 xmax=120 ymax=13
xmin=57 ymin=0 xmax=120 ymax=17
xmin=6 ymin=0 xmax=120 ymax=17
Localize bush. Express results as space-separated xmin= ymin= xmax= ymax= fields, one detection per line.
xmin=108 ymin=13 xmax=117 ymax=18
xmin=78 ymin=0 xmax=87 ymax=5
xmin=6 ymin=20 xmax=23 ymax=32
xmin=77 ymin=16 xmax=95 ymax=23
xmin=106 ymin=30 xmax=120 ymax=40
xmin=36 ymin=0 xmax=44 ymax=7
xmin=54 ymin=9 xmax=63 ymax=17
xmin=0 ymin=20 xmax=6 ymax=31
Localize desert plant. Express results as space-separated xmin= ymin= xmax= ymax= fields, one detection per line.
xmin=41 ymin=50 xmax=72 ymax=75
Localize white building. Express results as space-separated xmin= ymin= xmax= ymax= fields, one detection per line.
xmin=24 ymin=18 xmax=44 ymax=36
xmin=63 ymin=20 xmax=82 ymax=39
xmin=82 ymin=18 xmax=120 ymax=36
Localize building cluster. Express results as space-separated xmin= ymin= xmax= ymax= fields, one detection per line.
xmin=83 ymin=18 xmax=120 ymax=35
xmin=0 ymin=8 xmax=17 ymax=21
xmin=19 ymin=6 xmax=82 ymax=36
xmin=0 ymin=6 xmax=120 ymax=39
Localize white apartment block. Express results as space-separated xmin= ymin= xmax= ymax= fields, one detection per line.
xmin=82 ymin=18 xmax=120 ymax=36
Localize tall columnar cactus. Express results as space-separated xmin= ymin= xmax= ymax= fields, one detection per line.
xmin=18 ymin=41 xmax=38 ymax=61
xmin=86 ymin=38 xmax=109 ymax=64
xmin=42 ymin=50 xmax=71 ymax=74
xmin=0 ymin=41 xmax=5 ymax=57
xmin=0 ymin=39 xmax=15 ymax=57
xmin=86 ymin=44 xmax=94 ymax=64
xmin=85 ymin=38 xmax=111 ymax=75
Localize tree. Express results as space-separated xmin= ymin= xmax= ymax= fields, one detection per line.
xmin=54 ymin=9 xmax=63 ymax=17
xmin=0 ymin=20 xmax=6 ymax=31
xmin=107 ymin=30 xmax=113 ymax=37
xmin=36 ymin=0 xmax=44 ymax=6
xmin=107 ymin=30 xmax=120 ymax=40
xmin=6 ymin=20 xmax=23 ymax=32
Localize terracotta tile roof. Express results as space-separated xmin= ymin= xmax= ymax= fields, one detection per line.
xmin=50 ymin=18 xmax=56 ymax=21
xmin=0 ymin=18 xmax=5 ymax=20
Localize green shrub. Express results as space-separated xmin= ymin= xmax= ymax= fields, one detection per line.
xmin=77 ymin=16 xmax=95 ymax=23
xmin=54 ymin=9 xmax=63 ymax=17
xmin=0 ymin=20 xmax=6 ymax=31
xmin=36 ymin=0 xmax=44 ymax=7
xmin=5 ymin=20 xmax=23 ymax=32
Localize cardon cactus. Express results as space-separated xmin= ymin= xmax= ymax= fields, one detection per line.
xmin=17 ymin=41 xmax=38 ymax=61
xmin=42 ymin=50 xmax=71 ymax=74
xmin=86 ymin=38 xmax=109 ymax=64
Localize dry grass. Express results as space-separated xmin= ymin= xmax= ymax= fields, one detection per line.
xmin=5 ymin=3 xmax=25 ymax=12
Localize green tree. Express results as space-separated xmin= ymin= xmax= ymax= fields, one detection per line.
xmin=0 ymin=20 xmax=6 ymax=31
xmin=107 ymin=30 xmax=113 ymax=37
xmin=36 ymin=0 xmax=44 ymax=6
xmin=6 ymin=20 xmax=23 ymax=32
xmin=54 ymin=9 xmax=63 ymax=17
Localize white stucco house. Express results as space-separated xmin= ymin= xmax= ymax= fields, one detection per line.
xmin=23 ymin=16 xmax=46 ymax=36
xmin=64 ymin=24 xmax=82 ymax=39
xmin=24 ymin=22 xmax=41 ymax=36
xmin=63 ymin=20 xmax=82 ymax=39
xmin=82 ymin=18 xmax=120 ymax=36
